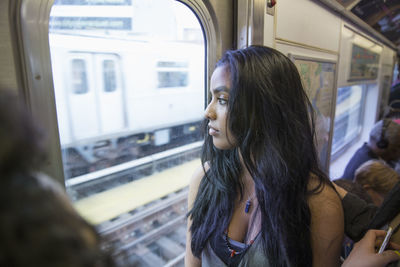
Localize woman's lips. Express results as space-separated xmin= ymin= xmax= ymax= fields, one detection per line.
xmin=208 ymin=125 xmax=219 ymax=136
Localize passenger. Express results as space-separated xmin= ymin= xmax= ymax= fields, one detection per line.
xmin=333 ymin=178 xmax=374 ymax=204
xmin=333 ymin=180 xmax=375 ymax=259
xmin=389 ymin=68 xmax=400 ymax=109
xmin=383 ymin=100 xmax=400 ymax=120
xmin=0 ymin=90 xmax=115 ymax=267
xmin=185 ymin=46 xmax=344 ymax=266
xmin=334 ymin=183 xmax=400 ymax=267
xmin=342 ymin=229 xmax=400 ymax=267
xmin=354 ymin=160 xmax=400 ymax=207
xmin=341 ymin=119 xmax=400 ymax=181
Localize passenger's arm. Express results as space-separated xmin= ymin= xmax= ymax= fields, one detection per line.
xmin=185 ymin=165 xmax=205 ymax=267
xmin=308 ymin=180 xmax=344 ymax=267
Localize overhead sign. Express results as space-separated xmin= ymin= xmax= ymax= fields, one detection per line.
xmin=50 ymin=17 xmax=132 ymax=30
xmin=56 ymin=0 xmax=131 ymax=5
xmin=349 ymin=44 xmax=380 ymax=80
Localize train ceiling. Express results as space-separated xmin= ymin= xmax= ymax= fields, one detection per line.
xmin=335 ymin=0 xmax=400 ymax=52
xmin=336 ymin=0 xmax=400 ymax=50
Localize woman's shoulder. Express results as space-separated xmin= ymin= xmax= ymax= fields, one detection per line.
xmin=307 ymin=173 xmax=342 ymax=210
xmin=307 ymin=174 xmax=344 ymax=266
xmin=307 ymin=173 xmax=343 ymax=237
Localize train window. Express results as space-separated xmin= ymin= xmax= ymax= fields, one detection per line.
xmin=49 ymin=0 xmax=205 ymax=265
xmin=331 ymin=84 xmax=365 ymax=155
xmin=102 ymin=60 xmax=117 ymax=92
xmin=157 ymin=61 xmax=189 ymax=88
xmin=158 ymin=71 xmax=188 ymax=88
xmin=157 ymin=61 xmax=189 ymax=68
xmin=71 ymin=59 xmax=89 ymax=94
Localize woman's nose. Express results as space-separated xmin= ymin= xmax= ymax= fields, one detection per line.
xmin=204 ymin=102 xmax=216 ymax=120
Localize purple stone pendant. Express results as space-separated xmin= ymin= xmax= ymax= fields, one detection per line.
xmin=245 ymin=200 xmax=251 ymax=213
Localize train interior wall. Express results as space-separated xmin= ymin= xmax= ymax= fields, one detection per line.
xmin=261 ymin=0 xmax=397 ymax=179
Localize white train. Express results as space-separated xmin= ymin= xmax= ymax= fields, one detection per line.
xmin=49 ymin=33 xmax=205 ymax=177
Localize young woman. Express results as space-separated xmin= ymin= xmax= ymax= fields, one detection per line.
xmin=185 ymin=46 xmax=344 ymax=266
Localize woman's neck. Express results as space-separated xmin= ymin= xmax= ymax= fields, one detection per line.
xmin=238 ymin=152 xmax=256 ymax=199
xmin=239 ymin=154 xmax=256 ymax=199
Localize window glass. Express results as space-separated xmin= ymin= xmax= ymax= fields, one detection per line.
xmin=71 ymin=59 xmax=89 ymax=94
xmin=103 ymin=60 xmax=117 ymax=92
xmin=331 ymin=84 xmax=365 ymax=155
xmin=157 ymin=61 xmax=189 ymax=88
xmin=158 ymin=71 xmax=188 ymax=87
xmin=49 ymin=0 xmax=205 ymax=265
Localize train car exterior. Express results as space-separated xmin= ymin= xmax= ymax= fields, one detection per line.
xmin=50 ymin=32 xmax=205 ymax=177
xmin=1 ymin=0 xmax=399 ymax=265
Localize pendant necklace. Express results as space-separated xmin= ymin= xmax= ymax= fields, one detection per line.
xmin=244 ymin=194 xmax=256 ymax=214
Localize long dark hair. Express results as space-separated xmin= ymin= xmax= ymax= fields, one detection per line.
xmin=0 ymin=91 xmax=45 ymax=176
xmin=188 ymin=46 xmax=330 ymax=266
xmin=0 ymin=89 xmax=115 ymax=267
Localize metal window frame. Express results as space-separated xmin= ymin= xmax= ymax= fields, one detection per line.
xmin=12 ymin=0 xmax=231 ymax=185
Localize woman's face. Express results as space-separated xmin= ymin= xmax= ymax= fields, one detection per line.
xmin=204 ymin=66 xmax=236 ymax=150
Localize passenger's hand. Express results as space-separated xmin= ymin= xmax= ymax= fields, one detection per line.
xmin=343 ymin=229 xmax=400 ymax=267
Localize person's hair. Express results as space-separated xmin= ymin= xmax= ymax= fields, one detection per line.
xmin=369 ymin=119 xmax=400 ymax=159
xmin=383 ymin=100 xmax=400 ymax=119
xmin=333 ymin=178 xmax=373 ymax=204
xmin=188 ymin=45 xmax=330 ymax=266
xmin=354 ymin=159 xmax=400 ymax=195
xmin=0 ymin=89 xmax=115 ymax=266
xmin=0 ymin=91 xmax=45 ymax=176
xmin=0 ymin=172 xmax=115 ymax=267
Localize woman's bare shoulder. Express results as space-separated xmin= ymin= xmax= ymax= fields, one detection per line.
xmin=307 ymin=174 xmax=342 ymax=219
xmin=308 ymin=174 xmax=341 ymax=206
xmin=308 ymin=174 xmax=344 ymax=267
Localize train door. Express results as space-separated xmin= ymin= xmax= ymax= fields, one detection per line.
xmin=329 ymin=25 xmax=384 ymax=178
xmin=94 ymin=54 xmax=125 ymax=134
xmin=67 ymin=53 xmax=125 ymax=140
xmin=67 ymin=53 xmax=100 ymax=140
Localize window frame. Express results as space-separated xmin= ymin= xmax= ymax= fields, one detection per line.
xmin=16 ymin=0 xmax=224 ymax=184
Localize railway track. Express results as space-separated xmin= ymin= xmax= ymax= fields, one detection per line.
xmin=98 ymin=188 xmax=188 ymax=266
xmin=67 ymin=144 xmax=201 ymax=265
xmin=67 ymin=141 xmax=202 ymax=201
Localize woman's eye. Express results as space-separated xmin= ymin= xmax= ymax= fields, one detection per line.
xmin=217 ymin=97 xmax=227 ymax=105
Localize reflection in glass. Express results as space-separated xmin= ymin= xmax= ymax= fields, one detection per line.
xmin=331 ymin=85 xmax=364 ymax=155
